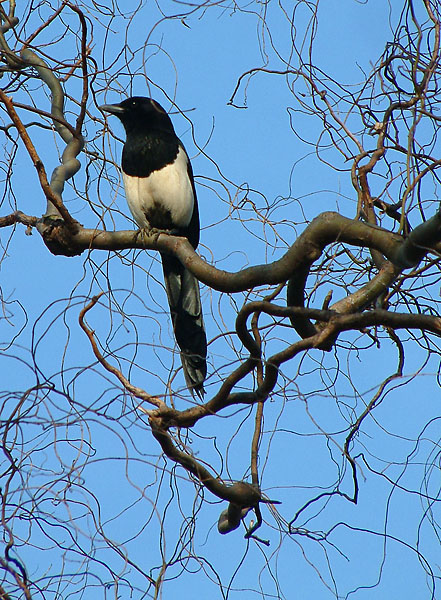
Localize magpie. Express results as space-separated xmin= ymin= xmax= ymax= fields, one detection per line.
xmin=100 ymin=96 xmax=207 ymax=397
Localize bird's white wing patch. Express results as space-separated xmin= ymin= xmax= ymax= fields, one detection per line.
xmin=123 ymin=147 xmax=194 ymax=229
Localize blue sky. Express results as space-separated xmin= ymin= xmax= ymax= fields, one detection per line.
xmin=1 ymin=1 xmax=440 ymax=599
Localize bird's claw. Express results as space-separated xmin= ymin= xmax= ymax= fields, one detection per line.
xmin=137 ymin=227 xmax=180 ymax=244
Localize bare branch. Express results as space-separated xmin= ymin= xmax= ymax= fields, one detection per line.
xmin=79 ymin=294 xmax=166 ymax=409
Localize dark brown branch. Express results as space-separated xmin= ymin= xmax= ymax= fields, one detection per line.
xmin=0 ymin=557 xmax=31 ymax=600
xmin=149 ymin=413 xmax=262 ymax=506
xmin=65 ymin=2 xmax=89 ymax=134
xmin=34 ymin=211 xmax=409 ymax=281
xmin=248 ymin=287 xmax=282 ymax=489
xmin=343 ymin=329 xmax=405 ymax=505
xmin=6 ymin=210 xmax=441 ymax=292
xmin=149 ymin=411 xmax=274 ymax=537
xmin=0 ymin=211 xmax=38 ymax=229
xmin=218 ymin=503 xmax=252 ymax=534
xmin=397 ymin=207 xmax=441 ymax=267
xmin=0 ymin=584 xmax=11 ymax=600
xmin=167 ymin=305 xmax=441 ymax=428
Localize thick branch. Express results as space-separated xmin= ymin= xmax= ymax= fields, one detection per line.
xmin=158 ymin=305 xmax=441 ymax=429
xmin=287 ymin=209 xmax=441 ymax=338
xmin=20 ymin=48 xmax=84 ymax=225
xmin=149 ymin=413 xmax=261 ymax=507
xmin=30 ymin=211 xmax=408 ymax=284
xmin=6 ymin=207 xmax=441 ymax=302
xmin=0 ymin=211 xmax=38 ymax=229
xmin=72 ymin=211 xmax=440 ymax=290
xmin=396 ymin=208 xmax=441 ymax=267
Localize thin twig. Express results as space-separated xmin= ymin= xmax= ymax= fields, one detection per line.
xmin=78 ymin=294 xmax=165 ymax=409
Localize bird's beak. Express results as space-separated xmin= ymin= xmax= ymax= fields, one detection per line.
xmin=99 ymin=103 xmax=125 ymax=116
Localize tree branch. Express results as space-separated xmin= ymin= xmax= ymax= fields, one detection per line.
xmin=0 ymin=91 xmax=79 ymax=231
xmin=78 ymin=294 xmax=167 ymax=410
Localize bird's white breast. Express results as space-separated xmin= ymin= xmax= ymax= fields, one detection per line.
xmin=122 ymin=146 xmax=194 ymax=229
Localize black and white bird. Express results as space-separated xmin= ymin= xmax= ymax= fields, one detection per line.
xmin=100 ymin=96 xmax=207 ymax=397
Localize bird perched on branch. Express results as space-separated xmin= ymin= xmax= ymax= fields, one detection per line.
xmin=100 ymin=96 xmax=207 ymax=397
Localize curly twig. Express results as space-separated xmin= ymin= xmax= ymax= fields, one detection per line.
xmin=78 ymin=294 xmax=166 ymax=409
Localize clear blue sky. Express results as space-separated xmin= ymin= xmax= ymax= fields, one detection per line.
xmin=1 ymin=1 xmax=440 ymax=599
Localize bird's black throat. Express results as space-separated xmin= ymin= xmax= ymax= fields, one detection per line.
xmin=122 ymin=131 xmax=179 ymax=178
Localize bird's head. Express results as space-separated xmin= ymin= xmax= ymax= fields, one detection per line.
xmin=100 ymin=96 xmax=174 ymax=134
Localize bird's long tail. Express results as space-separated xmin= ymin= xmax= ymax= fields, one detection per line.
xmin=160 ymin=253 xmax=207 ymax=397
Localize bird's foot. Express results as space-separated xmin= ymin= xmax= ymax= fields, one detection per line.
xmin=151 ymin=226 xmax=181 ymax=240
xmin=137 ymin=227 xmax=180 ymax=244
xmin=137 ymin=227 xmax=179 ymax=242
